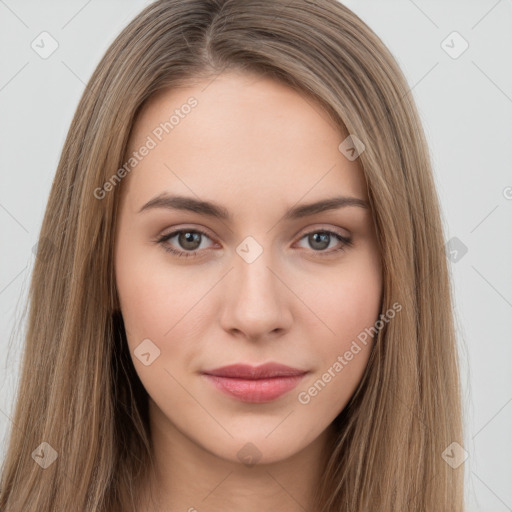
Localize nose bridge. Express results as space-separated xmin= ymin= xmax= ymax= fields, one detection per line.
xmin=234 ymin=236 xmax=281 ymax=306
xmin=220 ymin=235 xmax=290 ymax=336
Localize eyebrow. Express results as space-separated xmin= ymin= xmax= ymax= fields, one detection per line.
xmin=138 ymin=193 xmax=369 ymax=220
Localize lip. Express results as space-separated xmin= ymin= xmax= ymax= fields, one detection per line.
xmin=201 ymin=363 xmax=308 ymax=403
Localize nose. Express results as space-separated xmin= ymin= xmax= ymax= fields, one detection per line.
xmin=219 ymin=248 xmax=293 ymax=341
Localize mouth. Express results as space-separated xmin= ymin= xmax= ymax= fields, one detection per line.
xmin=201 ymin=363 xmax=308 ymax=403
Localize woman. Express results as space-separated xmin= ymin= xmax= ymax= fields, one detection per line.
xmin=0 ymin=0 xmax=465 ymax=510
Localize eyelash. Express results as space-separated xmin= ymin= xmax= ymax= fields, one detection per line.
xmin=155 ymin=227 xmax=353 ymax=259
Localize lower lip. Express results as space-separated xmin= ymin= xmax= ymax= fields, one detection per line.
xmin=203 ymin=374 xmax=307 ymax=403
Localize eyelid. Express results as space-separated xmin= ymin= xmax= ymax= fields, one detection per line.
xmin=156 ymin=226 xmax=217 ymax=251
xmin=294 ymin=224 xmax=351 ymax=241
xmin=157 ymin=224 xmax=217 ymax=244
xmin=158 ymin=223 xmax=350 ymax=242
xmin=156 ymin=224 xmax=352 ymax=258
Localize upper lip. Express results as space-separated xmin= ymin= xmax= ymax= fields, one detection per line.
xmin=202 ymin=363 xmax=308 ymax=379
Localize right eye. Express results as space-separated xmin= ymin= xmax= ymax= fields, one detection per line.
xmin=156 ymin=228 xmax=215 ymax=258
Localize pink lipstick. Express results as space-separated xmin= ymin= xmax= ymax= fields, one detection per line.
xmin=201 ymin=363 xmax=308 ymax=403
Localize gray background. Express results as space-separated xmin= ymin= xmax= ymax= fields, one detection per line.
xmin=1 ymin=0 xmax=511 ymax=510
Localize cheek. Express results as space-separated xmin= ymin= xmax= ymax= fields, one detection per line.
xmin=114 ymin=246 xmax=203 ymax=405
xmin=114 ymin=239 xmax=216 ymax=397
xmin=298 ymin=248 xmax=382 ymax=402
xmin=306 ymin=248 xmax=382 ymax=347
xmin=115 ymin=237 xmax=206 ymax=339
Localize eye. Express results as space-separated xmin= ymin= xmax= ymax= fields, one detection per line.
xmin=156 ymin=227 xmax=352 ymax=259
xmin=156 ymin=228 xmax=215 ymax=258
xmin=295 ymin=229 xmax=352 ymax=257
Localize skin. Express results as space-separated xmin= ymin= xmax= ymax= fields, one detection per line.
xmin=114 ymin=71 xmax=383 ymax=512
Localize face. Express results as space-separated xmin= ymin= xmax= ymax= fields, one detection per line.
xmin=114 ymin=71 xmax=382 ymax=466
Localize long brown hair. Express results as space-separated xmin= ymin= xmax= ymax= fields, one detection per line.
xmin=0 ymin=1 xmax=465 ymax=510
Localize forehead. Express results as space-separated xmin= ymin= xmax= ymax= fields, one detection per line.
xmin=121 ymin=72 xmax=368 ymax=209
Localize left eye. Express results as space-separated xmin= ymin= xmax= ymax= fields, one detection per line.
xmin=295 ymin=231 xmax=351 ymax=253
xmin=156 ymin=228 xmax=352 ymax=258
